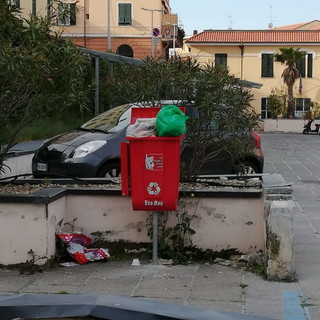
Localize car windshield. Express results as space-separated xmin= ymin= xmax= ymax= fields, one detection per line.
xmin=80 ymin=104 xmax=132 ymax=132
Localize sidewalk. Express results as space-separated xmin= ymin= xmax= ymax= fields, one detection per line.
xmin=1 ymin=133 xmax=320 ymax=320
xmin=0 ymin=260 xmax=304 ymax=319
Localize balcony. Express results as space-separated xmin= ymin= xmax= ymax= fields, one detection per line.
xmin=161 ymin=13 xmax=178 ymax=39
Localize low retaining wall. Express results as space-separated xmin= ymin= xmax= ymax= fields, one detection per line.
xmin=0 ymin=185 xmax=264 ymax=265
xmin=262 ymin=119 xmax=305 ymax=133
xmin=0 ymin=175 xmax=296 ymax=282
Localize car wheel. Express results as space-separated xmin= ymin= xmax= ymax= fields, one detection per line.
xmin=233 ymin=162 xmax=259 ymax=175
xmin=97 ymin=162 xmax=121 ymax=178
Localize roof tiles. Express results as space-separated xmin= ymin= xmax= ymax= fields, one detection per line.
xmin=186 ymin=30 xmax=320 ymax=44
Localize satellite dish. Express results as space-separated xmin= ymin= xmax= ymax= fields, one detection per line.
xmin=268 ymin=22 xmax=273 ymax=29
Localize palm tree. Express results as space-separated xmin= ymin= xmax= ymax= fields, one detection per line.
xmin=274 ymin=48 xmax=305 ymax=118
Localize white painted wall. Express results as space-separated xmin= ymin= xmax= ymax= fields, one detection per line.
xmin=0 ymin=191 xmax=265 ymax=265
xmin=2 ymin=153 xmax=33 ymax=180
xmin=0 ymin=197 xmax=66 ymax=265
xmin=263 ymin=119 xmax=306 ymax=133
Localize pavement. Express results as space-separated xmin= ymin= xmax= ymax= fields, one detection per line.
xmin=7 ymin=140 xmax=44 ymax=155
xmin=1 ymin=133 xmax=320 ymax=320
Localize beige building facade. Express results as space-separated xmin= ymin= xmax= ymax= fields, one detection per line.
xmin=184 ymin=21 xmax=320 ymax=119
xmin=18 ymin=0 xmax=180 ymax=59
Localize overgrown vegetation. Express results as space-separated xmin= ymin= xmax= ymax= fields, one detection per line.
xmin=154 ymin=201 xmax=198 ymax=264
xmin=7 ymin=112 xmax=93 ymax=142
xmin=0 ymin=0 xmax=93 ymax=173
xmin=103 ymin=59 xmax=259 ymax=179
xmin=0 ymin=0 xmax=259 ymax=180
xmin=267 ymin=89 xmax=286 ymax=119
xmin=309 ymin=101 xmax=320 ymax=119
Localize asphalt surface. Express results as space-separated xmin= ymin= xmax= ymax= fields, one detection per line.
xmin=262 ymin=133 xmax=320 ymax=320
xmin=1 ymin=133 xmax=320 ymax=320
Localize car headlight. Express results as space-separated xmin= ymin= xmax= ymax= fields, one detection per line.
xmin=72 ymin=140 xmax=107 ymax=158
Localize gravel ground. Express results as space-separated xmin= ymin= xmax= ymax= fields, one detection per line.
xmin=0 ymin=177 xmax=261 ymax=195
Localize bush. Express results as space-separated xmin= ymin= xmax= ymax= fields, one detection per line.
xmin=102 ymin=58 xmax=259 ymax=179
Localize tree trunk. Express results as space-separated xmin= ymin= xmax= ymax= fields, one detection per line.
xmin=287 ymin=84 xmax=295 ymax=118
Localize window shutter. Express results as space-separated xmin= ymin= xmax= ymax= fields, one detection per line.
xmin=32 ymin=0 xmax=36 ymax=15
xmin=297 ymin=57 xmax=306 ymax=77
xmin=307 ymin=54 xmax=313 ymax=78
xmin=119 ymin=3 xmax=131 ymax=25
xmin=70 ymin=3 xmax=76 ymax=25
xmin=261 ymin=54 xmax=273 ymax=77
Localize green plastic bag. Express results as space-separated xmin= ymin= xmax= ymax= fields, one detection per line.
xmin=156 ymin=105 xmax=188 ymax=137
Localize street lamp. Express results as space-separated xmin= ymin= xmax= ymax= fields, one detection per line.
xmin=141 ymin=7 xmax=164 ymax=57
xmin=107 ymin=0 xmax=111 ymax=50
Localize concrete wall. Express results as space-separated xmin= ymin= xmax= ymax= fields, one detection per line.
xmin=0 ymin=197 xmax=65 ymax=265
xmin=2 ymin=153 xmax=33 ymax=180
xmin=263 ymin=119 xmax=305 ymax=133
xmin=0 ymin=189 xmax=265 ymax=265
xmin=65 ymin=194 xmax=265 ymax=253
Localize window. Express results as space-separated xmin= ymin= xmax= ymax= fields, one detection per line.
xmin=307 ymin=54 xmax=313 ymax=78
xmin=261 ymin=54 xmax=273 ymax=77
xmin=297 ymin=54 xmax=313 ymax=78
xmin=11 ymin=0 xmax=20 ymax=8
xmin=262 ymin=97 xmax=311 ymax=119
xmin=215 ymin=54 xmax=227 ymax=67
xmin=116 ymin=44 xmax=134 ymax=58
xmin=57 ymin=2 xmax=76 ymax=26
xmin=294 ymin=98 xmax=311 ymax=118
xmin=261 ymin=98 xmax=272 ymax=119
xmin=118 ymin=3 xmax=132 ymax=25
xmin=47 ymin=0 xmax=52 ymax=16
xmin=32 ymin=0 xmax=36 ymax=15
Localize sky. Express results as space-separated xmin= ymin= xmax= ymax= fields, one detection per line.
xmin=170 ymin=0 xmax=320 ymax=35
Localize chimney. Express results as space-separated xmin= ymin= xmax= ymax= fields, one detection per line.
xmin=193 ymin=30 xmax=198 ymax=35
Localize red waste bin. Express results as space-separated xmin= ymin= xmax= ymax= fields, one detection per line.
xmin=121 ymin=107 xmax=184 ymax=211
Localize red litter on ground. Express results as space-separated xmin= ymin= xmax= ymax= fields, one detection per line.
xmin=56 ymin=233 xmax=110 ymax=265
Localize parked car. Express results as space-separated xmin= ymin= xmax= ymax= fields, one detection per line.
xmin=32 ymin=102 xmax=264 ymax=178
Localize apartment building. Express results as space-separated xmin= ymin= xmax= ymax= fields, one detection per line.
xmin=184 ymin=21 xmax=320 ymax=119
xmin=17 ymin=0 xmax=181 ymax=59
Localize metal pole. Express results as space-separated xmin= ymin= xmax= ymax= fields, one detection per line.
xmin=94 ymin=57 xmax=100 ymax=116
xmin=84 ymin=0 xmax=87 ymax=47
xmin=152 ymin=211 xmax=158 ymax=265
xmin=107 ymin=0 xmax=111 ymax=50
xmin=173 ymin=23 xmax=176 ymax=58
xmin=141 ymin=8 xmax=164 ymax=58
xmin=151 ymin=11 xmax=154 ymax=57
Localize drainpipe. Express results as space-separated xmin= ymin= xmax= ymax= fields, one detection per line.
xmin=84 ymin=0 xmax=87 ymax=47
xmin=107 ymin=0 xmax=111 ymax=50
xmin=239 ymin=42 xmax=244 ymax=81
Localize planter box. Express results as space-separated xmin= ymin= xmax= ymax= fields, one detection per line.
xmin=0 ymin=185 xmax=264 ymax=265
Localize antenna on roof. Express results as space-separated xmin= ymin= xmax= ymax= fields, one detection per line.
xmin=228 ymin=15 xmax=233 ymax=30
xmin=268 ymin=5 xmax=274 ymax=29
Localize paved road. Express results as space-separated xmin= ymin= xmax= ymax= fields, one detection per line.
xmin=261 ymin=133 xmax=320 ymax=319
xmin=1 ymin=133 xmax=320 ymax=320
